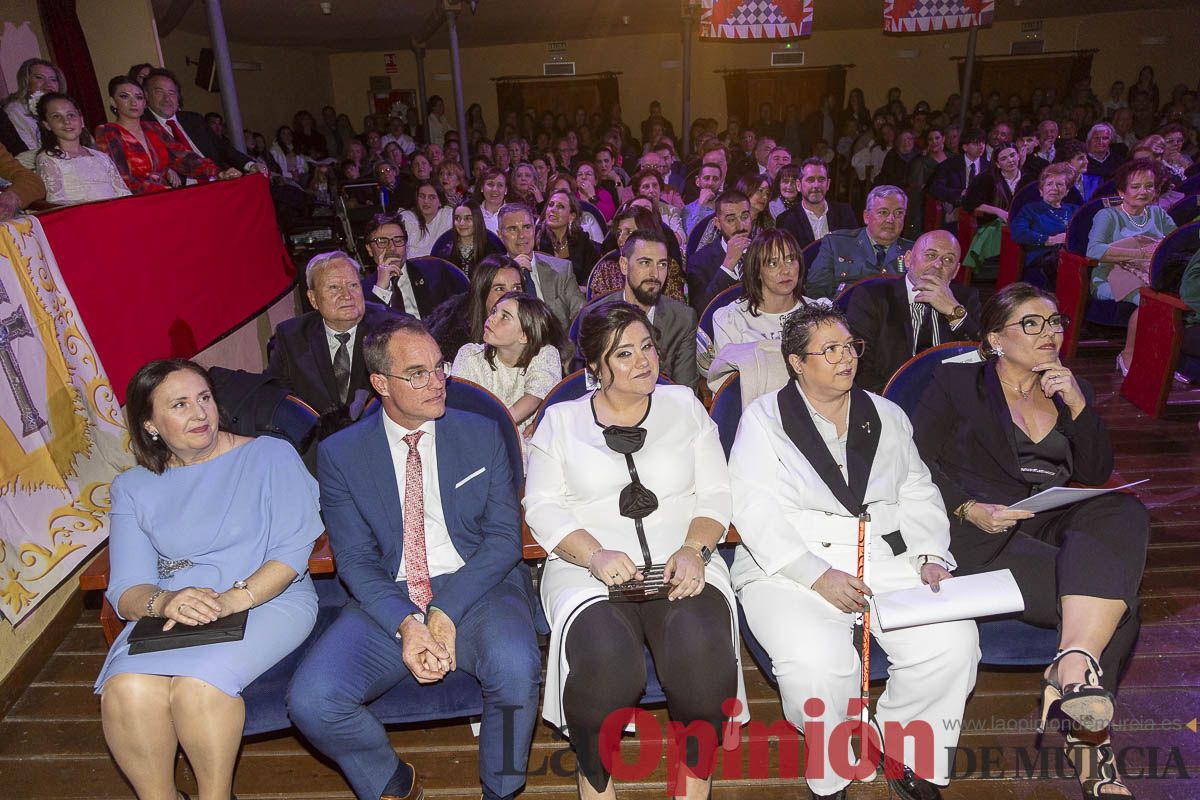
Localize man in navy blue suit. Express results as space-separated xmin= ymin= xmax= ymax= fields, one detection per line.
xmin=288 ymin=316 xmax=540 ymax=800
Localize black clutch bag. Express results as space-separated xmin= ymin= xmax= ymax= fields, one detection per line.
xmin=128 ymin=610 xmax=249 ymax=655
xmin=607 ymin=563 xmax=672 ymax=603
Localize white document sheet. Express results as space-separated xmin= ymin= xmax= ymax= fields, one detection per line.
xmin=871 ymin=569 xmax=1025 ymax=631
xmin=1005 ymin=479 xmax=1149 ymax=514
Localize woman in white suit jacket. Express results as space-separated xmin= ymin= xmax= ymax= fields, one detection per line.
xmin=729 ymin=304 xmax=980 ymax=800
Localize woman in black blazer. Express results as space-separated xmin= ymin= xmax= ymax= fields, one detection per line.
xmin=913 ymin=282 xmax=1146 ymax=800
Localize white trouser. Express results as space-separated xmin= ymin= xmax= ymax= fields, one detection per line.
xmin=737 ymin=549 xmax=980 ymax=795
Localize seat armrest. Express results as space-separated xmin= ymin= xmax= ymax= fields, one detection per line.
xmin=79 ymin=546 xmax=111 ymax=591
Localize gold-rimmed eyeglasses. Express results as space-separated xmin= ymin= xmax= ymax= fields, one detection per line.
xmin=382 ymin=362 xmax=450 ymax=390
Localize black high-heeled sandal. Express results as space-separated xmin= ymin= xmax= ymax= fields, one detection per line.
xmin=1065 ymin=730 xmax=1134 ymax=797
xmin=1038 ymin=648 xmax=1114 ymax=733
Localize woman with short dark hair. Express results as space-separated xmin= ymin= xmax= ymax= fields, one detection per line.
xmin=732 ymin=303 xmax=977 ymax=799
xmin=96 ymin=358 xmax=321 ymax=800
xmin=524 ymin=302 xmax=745 ymax=800
xmin=1009 ymin=162 xmax=1080 ymax=287
xmin=914 ymin=283 xmax=1146 ymax=800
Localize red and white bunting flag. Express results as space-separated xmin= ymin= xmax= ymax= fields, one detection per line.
xmin=883 ymin=0 xmax=995 ymax=33
xmin=699 ymin=0 xmax=813 ymax=40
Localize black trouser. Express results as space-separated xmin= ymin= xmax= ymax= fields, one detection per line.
xmin=952 ymin=492 xmax=1149 ymax=692
xmin=563 ymin=584 xmax=738 ymax=792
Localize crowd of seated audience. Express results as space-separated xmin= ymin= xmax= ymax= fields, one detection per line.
xmin=6 ymin=53 xmax=1200 ymax=800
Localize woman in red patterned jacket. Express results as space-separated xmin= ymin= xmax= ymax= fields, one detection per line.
xmin=94 ymin=75 xmax=217 ymax=195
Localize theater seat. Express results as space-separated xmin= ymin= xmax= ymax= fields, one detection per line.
xmin=1168 ymin=194 xmax=1198 ymax=228
xmin=996 ymin=183 xmax=1042 ymax=290
xmin=832 ymin=273 xmax=902 ymax=313
xmin=408 ymin=255 xmax=470 ymax=295
xmin=1056 ymin=196 xmax=1128 ymax=358
xmin=881 ymin=342 xmax=982 ymax=414
xmin=686 ymin=212 xmax=716 ymax=262
xmin=1120 ymin=221 xmax=1200 ymax=417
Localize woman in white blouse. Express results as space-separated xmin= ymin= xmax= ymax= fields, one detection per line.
xmin=701 ymin=229 xmax=827 ymax=376
xmin=34 ymin=93 xmax=130 ymax=206
xmin=451 ymin=292 xmax=562 ymax=433
xmin=400 ymin=180 xmax=453 ymax=258
xmin=524 ymin=302 xmax=747 ymax=800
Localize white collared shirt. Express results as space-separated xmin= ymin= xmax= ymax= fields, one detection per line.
xmin=324 ymin=322 xmax=358 ymax=362
xmin=795 ymin=381 xmax=848 ymax=482
xmin=527 ymin=253 xmax=547 ymax=299
xmin=481 ymin=205 xmax=501 ymax=234
xmin=717 ymin=236 xmax=741 ymax=281
xmin=381 ymin=415 xmax=465 ymax=580
xmin=904 ymin=274 xmax=964 ymax=354
xmin=965 ymin=156 xmax=983 ymax=182
xmin=804 ymin=202 xmax=830 ymax=241
xmin=370 ymin=261 xmax=421 ymax=319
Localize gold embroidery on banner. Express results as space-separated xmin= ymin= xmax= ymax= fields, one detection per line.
xmin=0 ymin=481 xmax=111 ymax=615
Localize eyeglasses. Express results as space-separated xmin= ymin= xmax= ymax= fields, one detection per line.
xmin=368 ymin=236 xmax=407 ymax=248
xmin=382 ymin=362 xmax=450 ymax=390
xmin=1003 ymin=314 xmax=1070 ymax=335
xmin=804 ymin=339 xmax=866 ymax=364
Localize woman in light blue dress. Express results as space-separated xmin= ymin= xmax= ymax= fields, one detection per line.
xmin=95 ymin=359 xmax=321 ymax=800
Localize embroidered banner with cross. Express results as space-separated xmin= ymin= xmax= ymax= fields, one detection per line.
xmin=698 ymin=0 xmax=813 ymax=40
xmin=0 ymin=216 xmax=131 ymax=624
xmin=883 ymin=0 xmax=994 ymax=33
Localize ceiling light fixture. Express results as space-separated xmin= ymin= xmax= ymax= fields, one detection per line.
xmin=319 ymin=2 xmax=332 ymax=15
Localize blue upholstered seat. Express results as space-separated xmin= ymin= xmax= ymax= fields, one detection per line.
xmin=832 ymin=273 xmax=902 ymax=314
xmin=698 ymin=283 xmax=745 ymax=340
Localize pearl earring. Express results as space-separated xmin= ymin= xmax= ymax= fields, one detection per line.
xmin=992 ymin=345 xmax=1004 ymax=358
xmin=150 ymin=431 xmax=160 ymax=441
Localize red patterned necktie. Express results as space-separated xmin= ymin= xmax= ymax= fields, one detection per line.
xmin=402 ymin=431 xmax=433 ymax=611
xmin=166 ymin=119 xmax=191 ymax=151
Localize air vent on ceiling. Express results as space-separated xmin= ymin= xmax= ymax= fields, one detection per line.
xmin=543 ymin=61 xmax=576 ymax=76
xmin=771 ymin=51 xmax=805 ymax=67
xmin=1010 ymin=40 xmax=1045 ymax=55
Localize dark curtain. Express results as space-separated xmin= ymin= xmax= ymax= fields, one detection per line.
xmin=37 ymin=0 xmax=106 ymax=130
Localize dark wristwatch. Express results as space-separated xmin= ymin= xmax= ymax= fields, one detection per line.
xmin=686 ymin=543 xmax=713 ymax=565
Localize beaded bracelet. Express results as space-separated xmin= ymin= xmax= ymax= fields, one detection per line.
xmin=145 ymin=588 xmax=168 ymax=618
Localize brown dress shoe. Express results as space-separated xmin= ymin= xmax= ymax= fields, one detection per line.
xmin=380 ymin=769 xmax=424 ymax=800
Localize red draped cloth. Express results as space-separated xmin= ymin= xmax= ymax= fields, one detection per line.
xmin=37 ymin=0 xmax=106 ymax=133
xmin=38 ymin=175 xmax=295 ymax=402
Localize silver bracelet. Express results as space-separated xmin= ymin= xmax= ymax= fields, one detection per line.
xmin=145 ymin=588 xmax=168 ymax=618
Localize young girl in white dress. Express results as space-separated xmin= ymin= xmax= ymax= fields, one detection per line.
xmin=34 ymin=92 xmax=130 ymax=206
xmin=451 ymin=291 xmax=563 ymax=433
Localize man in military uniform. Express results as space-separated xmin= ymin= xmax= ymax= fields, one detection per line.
xmin=805 ymin=185 xmax=914 ymax=300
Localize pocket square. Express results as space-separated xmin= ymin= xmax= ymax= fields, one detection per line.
xmin=454 ymin=467 xmax=486 ymax=489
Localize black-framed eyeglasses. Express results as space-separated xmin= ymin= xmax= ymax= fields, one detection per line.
xmin=1003 ymin=314 xmax=1069 ymax=335
xmin=368 ymin=236 xmax=407 ymax=248
xmin=382 ymin=362 xmax=450 ymax=390
xmin=804 ymin=339 xmax=866 ymax=364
